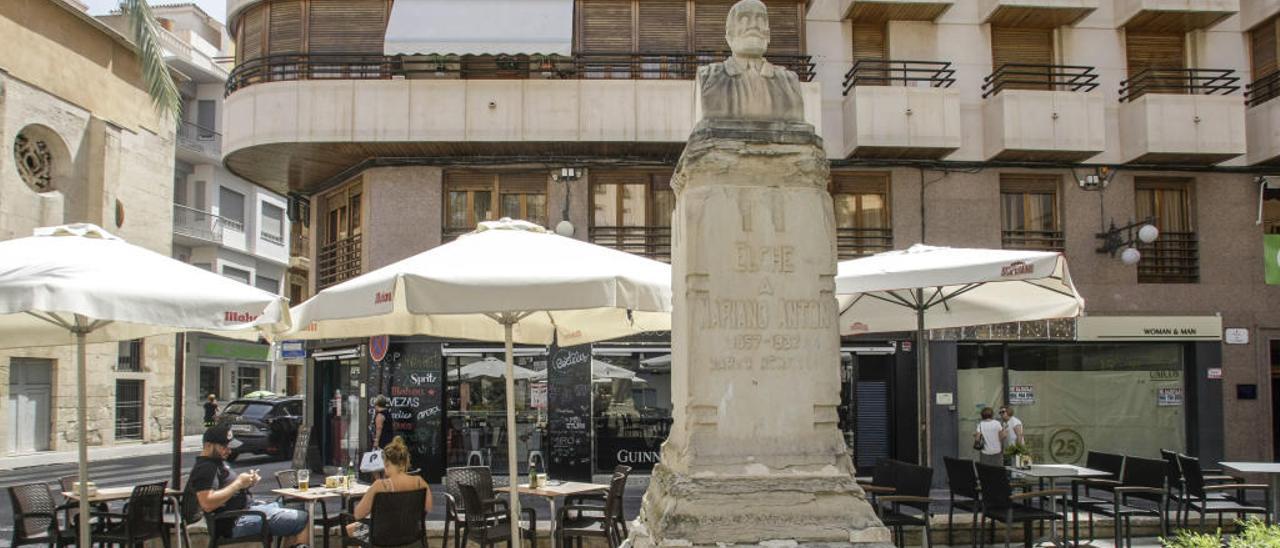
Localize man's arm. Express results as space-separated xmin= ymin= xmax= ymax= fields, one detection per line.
xmin=196 ymin=473 xmax=250 ymax=513
xmin=1014 ymin=423 xmax=1025 ymax=445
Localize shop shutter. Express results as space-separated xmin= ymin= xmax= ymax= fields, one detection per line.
xmin=1125 ymin=31 xmax=1186 ymax=76
xmin=991 ymin=26 xmax=1053 ymax=90
xmin=694 ymin=0 xmax=734 ymax=53
xmin=1252 ymin=16 xmax=1279 ymax=80
xmin=268 ymin=0 xmax=304 ymax=54
xmin=851 ymin=22 xmax=887 ymax=62
xmin=762 ymin=0 xmax=801 ymax=55
xmin=240 ymin=4 xmax=266 ymax=61
xmin=309 ymin=0 xmax=388 ymax=54
xmin=579 ymin=0 xmax=635 ymax=53
xmin=638 ymin=0 xmax=690 ymax=53
xmin=854 ymin=381 xmax=890 ymax=470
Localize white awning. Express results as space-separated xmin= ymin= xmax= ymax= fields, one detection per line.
xmin=384 ymin=0 xmax=574 ymax=56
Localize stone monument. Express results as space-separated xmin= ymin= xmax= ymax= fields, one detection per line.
xmin=626 ymin=1 xmax=891 ymax=546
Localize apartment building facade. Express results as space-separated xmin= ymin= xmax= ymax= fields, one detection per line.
xmin=221 ymin=0 xmax=1280 ymax=476
xmin=0 ymin=0 xmax=178 ymax=454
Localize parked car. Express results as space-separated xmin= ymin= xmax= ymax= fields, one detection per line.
xmin=217 ymin=396 xmax=303 ymax=461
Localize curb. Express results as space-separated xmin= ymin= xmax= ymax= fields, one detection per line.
xmin=0 ymin=435 xmax=204 ymax=470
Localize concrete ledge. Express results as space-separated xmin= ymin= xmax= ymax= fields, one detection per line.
xmin=0 ymin=434 xmax=202 ymax=470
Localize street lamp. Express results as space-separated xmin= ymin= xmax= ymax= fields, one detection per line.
xmin=1096 ymin=218 xmax=1159 ymax=264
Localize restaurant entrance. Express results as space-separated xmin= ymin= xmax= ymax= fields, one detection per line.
xmin=842 ymin=343 xmax=914 ymax=473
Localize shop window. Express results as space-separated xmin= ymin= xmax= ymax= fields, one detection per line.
xmin=1135 ymin=178 xmax=1198 ymax=283
xmin=117 ymin=339 xmax=144 ymax=372
xmin=115 ymin=380 xmax=144 ymax=441
xmin=589 ymin=171 xmax=675 ymax=261
xmin=831 ymin=172 xmax=892 ymax=259
xmin=444 ymin=172 xmax=548 ymax=241
xmin=237 ymin=367 xmax=263 ymax=398
xmin=1000 ymin=174 xmax=1062 ymax=251
xmin=199 ymin=365 xmax=221 ymax=400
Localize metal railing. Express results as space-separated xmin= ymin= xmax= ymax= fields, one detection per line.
xmin=835 ymin=228 xmax=893 ymax=259
xmin=589 ymin=226 xmax=672 ymax=262
xmin=842 ymin=59 xmax=955 ymax=95
xmin=227 ymin=52 xmax=815 ymax=94
xmin=1119 ymin=68 xmax=1240 ymax=102
xmin=1001 ymin=230 xmax=1065 ymax=252
xmin=982 ymin=64 xmax=1099 ymax=98
xmin=176 ymin=121 xmax=221 ymax=158
xmin=317 ymin=235 xmax=362 ymax=290
xmin=1246 ymin=71 xmax=1280 ymax=107
xmin=173 ymin=203 xmax=234 ymax=243
xmin=1137 ymin=231 xmax=1198 ymax=284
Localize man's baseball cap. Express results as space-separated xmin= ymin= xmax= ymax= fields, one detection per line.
xmin=203 ymin=424 xmax=243 ymax=449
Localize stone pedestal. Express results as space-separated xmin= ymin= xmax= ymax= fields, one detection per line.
xmin=626 ymin=122 xmax=890 ymax=547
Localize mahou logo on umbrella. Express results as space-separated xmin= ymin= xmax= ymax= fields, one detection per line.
xmin=223 ymin=311 xmax=260 ymax=323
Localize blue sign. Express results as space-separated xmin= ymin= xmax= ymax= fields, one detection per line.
xmin=280 ymin=340 xmax=306 ymax=359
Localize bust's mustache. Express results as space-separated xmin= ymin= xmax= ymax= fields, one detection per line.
xmin=737 ymin=29 xmax=768 ymax=40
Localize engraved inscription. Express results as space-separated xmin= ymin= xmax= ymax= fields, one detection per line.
xmin=779 ymin=299 xmax=835 ymax=329
xmin=734 ymin=242 xmax=795 ymax=273
xmin=699 ymin=298 xmax=770 ymax=329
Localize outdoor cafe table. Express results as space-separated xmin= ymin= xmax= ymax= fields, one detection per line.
xmin=497 ymin=480 xmax=608 ymax=547
xmin=1220 ymin=462 xmax=1280 ymax=522
xmin=63 ymin=486 xmax=185 ymax=548
xmin=273 ymin=483 xmax=370 ymax=546
xmin=1007 ymin=464 xmax=1110 ymax=546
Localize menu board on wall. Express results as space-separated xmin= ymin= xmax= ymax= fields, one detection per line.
xmin=382 ymin=341 xmax=445 ymax=482
xmin=547 ymin=343 xmax=592 ymax=482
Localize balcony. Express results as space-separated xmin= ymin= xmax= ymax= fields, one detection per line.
xmin=589 ymin=226 xmax=671 ymax=263
xmin=173 ymin=203 xmax=231 ymax=245
xmin=981 ymin=64 xmax=1104 ymax=161
xmin=841 ymin=0 xmax=954 ymax=22
xmin=1002 ymin=229 xmax=1065 ymax=252
xmin=1116 ymin=0 xmax=1238 ymax=32
xmin=222 ymin=53 xmax=822 ymax=194
xmin=980 ymin=0 xmax=1098 ymax=27
xmin=841 ymin=60 xmax=961 ymax=159
xmin=1246 ymin=72 xmax=1280 ymax=164
xmin=175 ymin=121 xmax=221 ymax=163
xmin=836 ymin=228 xmax=893 ymax=260
xmin=317 ymin=236 xmax=362 ymax=290
xmin=1118 ymin=69 xmax=1244 ymax=164
xmin=1137 ymin=231 xmax=1198 ymax=283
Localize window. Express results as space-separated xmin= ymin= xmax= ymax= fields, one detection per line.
xmin=117 ymin=339 xmax=144 ymax=372
xmin=1000 ymin=174 xmax=1062 ymax=251
xmin=1125 ymin=30 xmax=1187 ymax=99
xmin=199 ymin=365 xmax=221 ymax=401
xmin=286 ymin=364 xmax=301 ymax=395
xmin=223 ymin=266 xmax=252 ymax=285
xmin=219 ymin=187 xmax=245 ymax=231
xmin=114 ymin=380 xmax=144 ymax=441
xmin=255 ymin=275 xmax=280 ymax=294
xmin=589 ymin=171 xmax=675 ymax=261
xmin=831 ymin=172 xmax=892 ymax=259
xmin=261 ymin=203 xmax=285 ymax=244
xmin=444 ymin=172 xmax=548 ymax=241
xmin=196 ymin=100 xmax=217 ymax=139
xmin=990 ymin=26 xmax=1054 ymax=91
xmin=317 ymin=180 xmax=362 ymax=290
xmin=1135 ymin=178 xmax=1197 ymax=283
xmin=237 ymin=367 xmax=263 ymax=398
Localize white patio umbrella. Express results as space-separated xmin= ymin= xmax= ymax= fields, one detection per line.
xmin=0 ymin=224 xmax=289 ymax=548
xmin=284 ymin=219 xmax=671 ymax=545
xmin=451 ymin=356 xmax=538 ymax=381
xmin=835 ymin=244 xmax=1084 ymax=464
xmin=529 ymin=358 xmax=647 ymax=383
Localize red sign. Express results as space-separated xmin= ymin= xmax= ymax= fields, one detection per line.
xmin=369 ymin=335 xmax=389 ymax=362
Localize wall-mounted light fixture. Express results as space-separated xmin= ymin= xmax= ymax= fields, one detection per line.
xmin=1075 ymin=165 xmax=1117 ymax=191
xmin=1096 ymin=217 xmax=1160 ymax=265
xmin=553 ymin=168 xmax=582 ymax=236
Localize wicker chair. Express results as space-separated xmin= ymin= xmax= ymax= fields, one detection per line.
xmin=876 ymin=461 xmax=934 ymax=548
xmin=975 ymin=463 xmax=1066 ymax=548
xmin=557 ymin=465 xmax=631 ymax=547
xmin=90 ymin=481 xmax=171 ymax=548
xmin=1178 ymin=453 xmax=1271 ymax=531
xmin=339 ymin=489 xmax=428 ymax=547
xmin=7 ymin=482 xmax=76 ymax=548
xmin=457 ymin=484 xmax=537 ymax=548
xmin=442 ymin=466 xmax=495 ymax=548
xmin=943 ymin=457 xmax=982 ymax=547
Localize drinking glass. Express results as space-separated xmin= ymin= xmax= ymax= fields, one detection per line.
xmin=297 ymin=469 xmax=310 ymax=491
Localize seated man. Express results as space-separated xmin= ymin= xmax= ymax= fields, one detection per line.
xmin=187 ymin=425 xmax=310 ymax=547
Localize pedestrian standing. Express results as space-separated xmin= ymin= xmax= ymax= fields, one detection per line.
xmin=1000 ymin=406 xmax=1024 ymax=447
xmin=974 ymin=407 xmax=1005 ymax=466
xmin=372 ymin=396 xmax=394 ymax=450
xmin=204 ymin=394 xmax=219 ymax=428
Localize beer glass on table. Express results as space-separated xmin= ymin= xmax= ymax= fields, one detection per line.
xmin=297 ymin=469 xmax=310 ymax=491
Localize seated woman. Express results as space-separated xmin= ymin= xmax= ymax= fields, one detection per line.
xmin=345 ymin=436 xmax=433 ymax=537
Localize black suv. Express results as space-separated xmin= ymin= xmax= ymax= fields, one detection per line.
xmin=217 ymin=396 xmax=303 ymax=461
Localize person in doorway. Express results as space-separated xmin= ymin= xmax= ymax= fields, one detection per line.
xmin=1000 ymin=406 xmax=1024 ymax=448
xmin=345 ymin=436 xmax=433 ymax=538
xmin=974 ymin=407 xmax=1005 ymax=466
xmin=186 ymin=425 xmax=310 ymax=547
xmin=203 ymin=394 xmax=219 ymax=428
xmin=372 ymin=396 xmax=394 ymax=450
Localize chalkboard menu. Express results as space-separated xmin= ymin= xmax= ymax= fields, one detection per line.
xmin=547 ymin=343 xmax=593 ymax=482
xmin=382 ymin=342 xmax=445 ymax=482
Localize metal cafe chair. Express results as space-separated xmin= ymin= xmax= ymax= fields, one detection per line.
xmin=943 ymin=457 xmax=983 ymax=547
xmin=7 ymin=481 xmax=78 ymax=548
xmin=1161 ymin=448 xmax=1239 ymax=529
xmin=1068 ymin=451 xmax=1125 ymax=542
xmin=857 ymin=458 xmax=898 ymax=507
xmin=975 ymin=463 xmax=1067 ymax=548
xmin=457 ymin=483 xmax=537 ymax=548
xmin=90 ymin=481 xmax=171 ymax=548
xmin=876 ymin=461 xmax=935 ymax=548
xmin=338 ymin=488 xmax=428 ymax=548
xmin=1074 ymin=456 xmax=1169 ymax=548
xmin=442 ymin=466 xmax=495 ymax=548
xmin=557 ymin=465 xmax=631 ymax=547
xmin=1177 ymin=453 xmax=1271 ymax=531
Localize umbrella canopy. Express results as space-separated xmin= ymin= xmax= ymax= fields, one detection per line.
xmin=835 ymin=244 xmax=1083 ymax=335
xmin=243 ymin=390 xmax=277 ymax=399
xmin=450 ymin=357 xmax=538 ymax=381
xmin=282 ymin=219 xmax=671 ymax=546
xmin=530 ymin=358 xmax=646 ymax=383
xmin=0 ymin=224 xmax=289 ymax=548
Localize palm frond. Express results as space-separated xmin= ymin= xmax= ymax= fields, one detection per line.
xmin=120 ymin=0 xmax=182 ymax=118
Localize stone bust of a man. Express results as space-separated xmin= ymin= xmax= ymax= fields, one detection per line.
xmin=697 ymin=0 xmax=805 ymax=123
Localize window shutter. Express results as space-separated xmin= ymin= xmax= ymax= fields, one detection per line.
xmin=639 ymin=0 xmax=690 ymax=53
xmin=445 ymin=171 xmax=497 ymax=191
xmin=694 ymin=0 xmax=734 ymax=53
xmin=1126 ymin=31 xmax=1186 ymax=76
xmin=499 ymin=172 xmax=550 ymax=194
xmin=999 ymin=173 xmax=1058 ymax=193
xmin=580 ymin=0 xmax=635 ymax=53
xmin=269 ymin=0 xmax=304 ymax=54
xmin=1252 ymin=17 xmax=1278 ymax=80
xmin=762 ymin=0 xmax=801 ymax=55
xmin=852 ymin=22 xmax=886 ymax=62
xmin=991 ymin=26 xmax=1053 ymax=90
xmin=240 ymin=5 xmax=266 ymax=60
xmin=309 ymin=0 xmax=388 ymax=54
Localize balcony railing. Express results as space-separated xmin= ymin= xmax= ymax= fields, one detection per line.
xmin=226 ymin=52 xmax=815 ymax=95
xmin=1119 ymin=68 xmax=1240 ymax=102
xmin=173 ymin=203 xmax=231 ymax=244
xmin=1001 ymin=230 xmax=1065 ymax=252
xmin=982 ymin=64 xmax=1099 ymax=98
xmin=176 ymin=120 xmax=221 ymax=159
xmin=589 ymin=226 xmax=671 ymax=262
xmin=1246 ymin=71 xmax=1280 ymax=108
xmin=843 ymin=59 xmax=955 ymax=96
xmin=835 ymin=228 xmax=893 ymax=260
xmin=1137 ymin=231 xmax=1198 ymax=284
xmin=317 ymin=235 xmax=362 ymax=290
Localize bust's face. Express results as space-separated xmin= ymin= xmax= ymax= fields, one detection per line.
xmin=726 ymin=1 xmax=770 ymax=58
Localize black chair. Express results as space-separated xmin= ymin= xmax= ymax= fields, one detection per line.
xmin=442 ymin=466 xmax=495 ymax=548
xmin=557 ymin=466 xmax=631 ymax=547
xmin=90 ymin=481 xmax=172 ymax=548
xmin=457 ymin=483 xmax=537 ymax=548
xmin=876 ymin=461 xmax=934 ymax=548
xmin=975 ymin=463 xmax=1066 ymax=548
xmin=858 ymin=458 xmax=898 ymax=506
xmin=943 ymin=457 xmax=983 ymax=547
xmin=58 ymin=474 xmax=110 ymax=531
xmin=7 ymin=482 xmax=77 ymax=548
xmin=1177 ymin=453 xmax=1272 ymax=531
xmin=1076 ymin=456 xmax=1168 ymax=548
xmin=276 ymin=469 xmax=340 ymax=548
xmin=1161 ymin=449 xmax=1236 ymax=528
xmin=338 ymin=489 xmax=428 ymax=547
xmin=1067 ymin=451 xmax=1125 ymax=542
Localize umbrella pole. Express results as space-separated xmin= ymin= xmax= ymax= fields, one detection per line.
xmin=75 ymin=327 xmax=90 ymax=548
xmin=916 ymin=293 xmax=930 ymax=467
xmin=503 ymin=319 xmax=522 ymax=548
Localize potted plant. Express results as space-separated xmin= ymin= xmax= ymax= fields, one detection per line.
xmin=1005 ymin=443 xmax=1032 ymax=468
